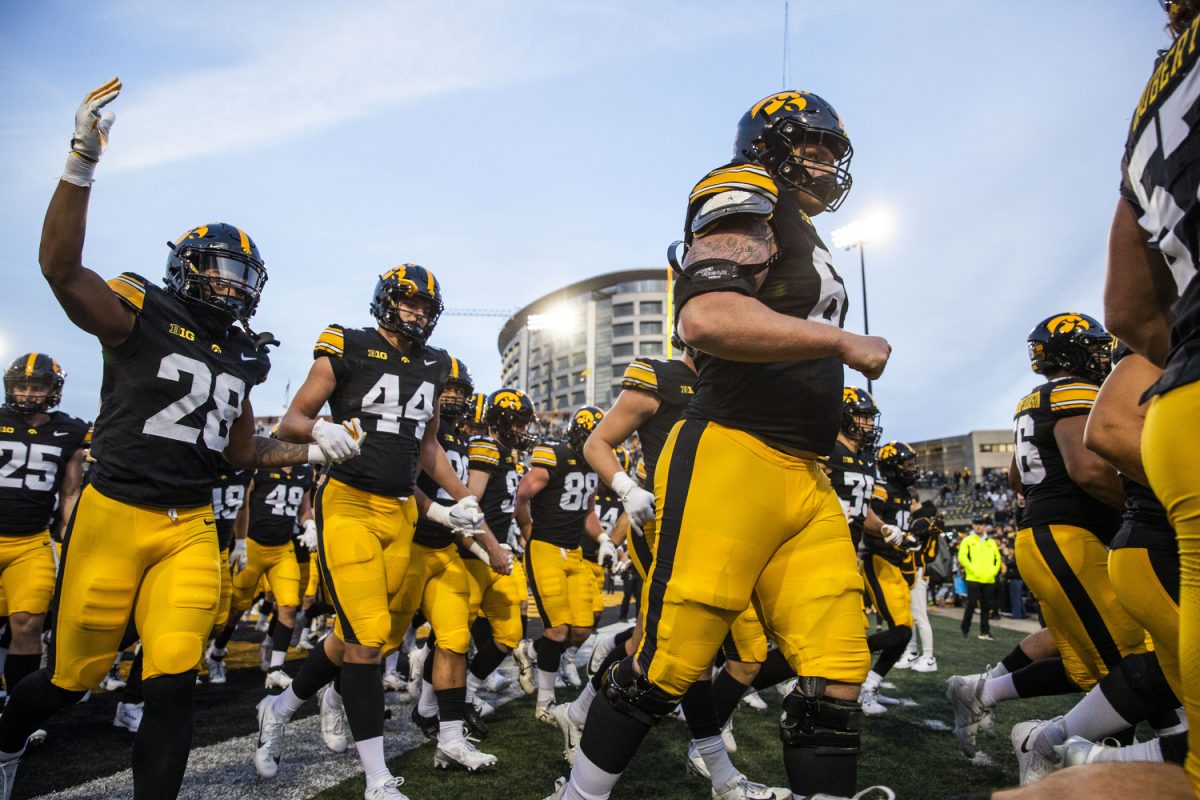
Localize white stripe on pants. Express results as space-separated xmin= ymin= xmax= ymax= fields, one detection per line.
xmin=906 ymin=567 xmax=934 ymax=657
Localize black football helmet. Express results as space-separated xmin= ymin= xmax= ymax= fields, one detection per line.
xmin=566 ymin=405 xmax=605 ymax=453
xmin=841 ymin=386 xmax=882 ymax=448
xmin=370 ymin=264 xmax=444 ymax=345
xmin=165 ymin=223 xmax=267 ymax=325
xmin=4 ymin=353 xmax=65 ymax=414
xmin=438 ymin=358 xmax=473 ymax=420
xmin=1026 ymin=313 xmax=1113 ymax=385
xmin=734 ymin=90 xmax=853 ymax=212
xmin=485 ymin=388 xmax=537 ymax=450
xmin=877 ymin=441 xmax=919 ymax=486
xmin=614 ymin=445 xmax=632 ymax=475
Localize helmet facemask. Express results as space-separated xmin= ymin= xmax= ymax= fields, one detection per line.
xmin=754 ymin=121 xmax=853 ymax=212
xmin=171 ymin=245 xmax=267 ymax=325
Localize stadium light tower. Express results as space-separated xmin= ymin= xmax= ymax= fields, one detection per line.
xmin=831 ymin=211 xmax=893 ymax=393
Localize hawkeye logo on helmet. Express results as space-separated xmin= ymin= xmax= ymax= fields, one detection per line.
xmin=878 ymin=443 xmax=898 ymax=461
xmin=494 ymin=391 xmax=523 ymax=409
xmin=751 ymin=92 xmax=809 ymax=118
xmin=575 ymin=409 xmax=600 ymax=427
xmin=1046 ymin=314 xmax=1091 ymax=334
xmin=843 ymin=387 xmax=860 ymax=403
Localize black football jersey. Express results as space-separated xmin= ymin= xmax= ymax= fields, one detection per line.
xmin=675 ymin=163 xmax=847 ymax=454
xmin=247 ymin=465 xmax=313 ymax=547
xmin=586 ymin=489 xmax=622 ymax=564
xmin=314 ymin=325 xmax=451 ymax=497
xmin=468 ymin=435 xmax=523 ymax=538
xmin=825 ymin=438 xmax=876 ymax=549
xmin=413 ymin=424 xmax=469 ymax=549
xmin=529 ymin=441 xmax=598 ymax=549
xmin=90 ymin=274 xmax=269 ymax=508
xmin=867 ymin=480 xmax=915 ymax=569
xmin=1013 ymin=379 xmax=1122 ymax=543
xmin=619 ymin=358 xmax=696 ymax=486
xmin=0 ymin=409 xmax=89 ymax=536
xmin=211 ymin=466 xmax=252 ymax=552
xmin=1122 ymin=22 xmax=1200 ymax=396
xmin=1112 ymin=475 xmax=1175 ymax=553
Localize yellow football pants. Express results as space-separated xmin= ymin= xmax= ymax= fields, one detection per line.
xmin=464 ymin=558 xmax=525 ymax=650
xmin=586 ymin=559 xmax=606 ymax=614
xmin=231 ymin=540 xmax=301 ymax=612
xmin=863 ymin=553 xmax=915 ymax=629
xmin=0 ymin=531 xmax=57 ymax=616
xmin=50 ymin=485 xmax=220 ymax=691
xmin=1143 ymin=379 xmax=1200 ymax=793
xmin=315 ymin=478 xmax=417 ymax=649
xmin=1015 ymin=524 xmax=1147 ymax=691
xmin=722 ymin=604 xmax=769 ymax=664
xmin=525 ymin=539 xmax=596 ymax=629
xmin=637 ymin=419 xmax=868 ymax=695
xmin=217 ymin=547 xmax=233 ymax=626
xmin=391 ymin=543 xmax=472 ymax=654
xmin=1109 ymin=546 xmax=1181 ymax=701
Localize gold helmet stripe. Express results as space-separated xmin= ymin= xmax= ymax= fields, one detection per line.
xmin=450 ymin=358 xmax=460 ymax=380
xmin=24 ymin=352 xmax=37 ymax=377
xmin=236 ymin=227 xmax=252 ymax=255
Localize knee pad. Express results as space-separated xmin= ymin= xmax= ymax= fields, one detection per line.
xmin=780 ymin=677 xmax=862 ymax=755
xmin=602 ymin=657 xmax=679 ymax=726
xmin=1115 ymin=651 xmax=1180 ymax=711
xmin=144 ymin=631 xmax=205 ymax=678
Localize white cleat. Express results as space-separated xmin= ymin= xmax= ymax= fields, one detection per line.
xmin=859 ymin=685 xmax=887 ymax=716
xmin=483 ymin=670 xmax=510 ymax=694
xmin=808 ymin=787 xmax=896 ymax=800
xmin=99 ymin=666 xmax=127 ymax=692
xmin=406 ymin=646 xmax=427 ymax=700
xmin=560 ymin=658 xmax=582 ymax=689
xmin=713 ymin=775 xmax=793 ymax=800
xmin=254 ymin=696 xmax=286 ymax=779
xmin=264 ymin=669 xmax=293 ymax=691
xmin=721 ymin=717 xmax=737 ymax=754
xmin=543 ymin=777 xmax=568 ymax=800
xmin=382 ymin=671 xmax=404 ymax=692
xmin=319 ymin=687 xmax=350 ymax=754
xmin=365 ymin=777 xmax=410 ymax=800
xmin=1055 ymin=735 xmax=1119 ymax=767
xmin=434 ymin=736 xmax=498 ymax=772
xmin=892 ymin=652 xmax=917 ymax=671
xmin=297 ymin=630 xmax=316 ymax=651
xmin=255 ymin=612 xmax=271 ymax=634
xmin=552 ymin=703 xmax=584 ymax=765
xmin=741 ymin=689 xmax=768 ymax=711
xmin=946 ymin=673 xmax=989 ymax=757
xmin=113 ymin=701 xmax=144 ymax=733
xmin=0 ymin=748 xmax=23 ymax=800
xmin=588 ymin=633 xmax=618 ymax=675
xmin=474 ymin=698 xmax=496 ymax=718
xmin=777 ymin=677 xmax=797 ymax=697
xmin=911 ymin=656 xmax=938 ymax=673
xmin=207 ymin=655 xmax=227 ymax=685
xmin=513 ymin=640 xmax=537 ymax=696
xmin=535 ymin=703 xmax=558 ymax=727
xmin=1012 ymin=718 xmax=1063 ymax=785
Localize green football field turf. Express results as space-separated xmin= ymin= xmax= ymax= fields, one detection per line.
xmin=315 ymin=612 xmax=1093 ymax=800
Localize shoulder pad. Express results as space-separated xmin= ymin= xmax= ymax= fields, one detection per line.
xmin=621 ymin=358 xmax=661 ymax=392
xmin=531 ymin=445 xmax=558 ymax=469
xmin=468 ymin=437 xmax=502 ymax=467
xmin=107 ymin=272 xmax=148 ymax=314
xmin=314 ymin=325 xmax=345 ymax=359
xmin=691 ymin=190 xmax=775 ymax=235
xmin=689 ymin=164 xmax=778 ymax=234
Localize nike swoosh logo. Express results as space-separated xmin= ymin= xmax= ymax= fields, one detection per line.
xmin=1020 ymin=731 xmax=1035 ymax=754
xmin=52 ymin=431 xmax=70 ymax=437
xmin=240 ymin=353 xmax=259 ymax=361
xmin=424 ymin=359 xmax=437 ymax=365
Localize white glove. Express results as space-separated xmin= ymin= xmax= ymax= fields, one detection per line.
xmin=597 ymin=533 xmax=618 ymax=570
xmin=881 ymin=524 xmax=905 ymax=546
xmin=230 ymin=539 xmax=247 ymax=570
xmin=427 ymin=496 xmax=484 ymax=532
xmin=309 ymin=418 xmax=366 ymax=464
xmin=611 ymin=470 xmax=655 ymax=528
xmin=63 ymin=77 xmax=121 ymax=187
xmin=298 ymin=520 xmax=318 ymax=551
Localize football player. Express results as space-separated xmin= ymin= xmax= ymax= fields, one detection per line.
xmin=0 ymin=79 xmax=357 ymax=800
xmin=205 ymin=464 xmax=252 ymax=684
xmin=515 ymin=406 xmax=614 ymax=723
xmin=397 ymin=359 xmax=504 ymax=770
xmin=0 ymin=355 xmax=87 ymax=699
xmin=553 ymin=89 xmax=890 ymax=800
xmin=948 ymin=313 xmax=1142 ymax=758
xmin=252 ymin=264 xmax=481 ymax=800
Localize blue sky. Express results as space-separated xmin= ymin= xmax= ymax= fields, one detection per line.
xmin=0 ymin=1 xmax=1169 ymax=443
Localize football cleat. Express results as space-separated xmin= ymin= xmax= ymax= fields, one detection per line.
xmin=946 ymin=673 xmax=989 ymax=757
xmin=552 ymin=703 xmax=583 ymax=765
xmin=978 ymin=633 xmax=995 ymax=641
xmin=255 ymin=613 xmax=271 ymax=634
xmin=741 ymin=689 xmax=767 ymax=710
xmin=434 ymin=736 xmax=498 ymax=772
xmin=513 ymin=639 xmax=537 ymax=695
xmin=113 ymin=701 xmax=144 ymax=733
xmin=411 ymin=705 xmax=440 ymax=741
xmin=809 ymin=787 xmax=895 ymax=800
xmin=298 ymin=628 xmax=316 ymax=651
xmin=1055 ymin=735 xmax=1119 ymax=767
xmin=1012 ymin=718 xmax=1063 ymax=785
xmin=892 ymin=652 xmax=917 ymax=670
xmin=554 ymin=674 xmax=567 ymax=690
xmin=777 ymin=677 xmax=797 ymax=697
xmin=0 ymin=747 xmax=22 ymax=800
xmin=859 ymin=685 xmax=887 ymax=716
xmin=560 ymin=657 xmax=582 ymax=689
xmin=474 ymin=698 xmax=496 ymax=718
xmin=99 ymin=664 xmax=127 ymax=692
xmin=319 ymin=687 xmax=350 ymax=753
xmin=406 ymin=646 xmax=428 ymax=700
xmin=911 ymin=656 xmax=938 ymax=673
xmin=722 ymin=717 xmax=737 ymax=754
xmin=254 ymin=696 xmax=286 ymax=778
xmin=264 ymin=669 xmax=293 ymax=691
xmin=382 ymin=670 xmax=404 ymax=692
xmin=543 ymin=777 xmax=568 ymax=800
xmin=483 ymin=671 xmax=510 ymax=694
xmin=464 ymin=701 xmax=489 ymax=738
xmin=587 ymin=632 xmax=618 ymax=676
xmin=206 ymin=648 xmax=227 ymax=685
xmin=713 ymin=776 xmax=793 ymax=800
xmin=535 ymin=703 xmax=558 ymax=727
xmin=364 ymin=777 xmax=410 ymax=800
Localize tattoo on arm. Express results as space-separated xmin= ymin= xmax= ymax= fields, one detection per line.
xmin=251 ymin=436 xmax=309 ymax=468
xmin=685 ymin=217 xmax=774 ymax=268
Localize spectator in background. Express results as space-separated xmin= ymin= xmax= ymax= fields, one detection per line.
xmin=959 ymin=516 xmax=1004 ymax=640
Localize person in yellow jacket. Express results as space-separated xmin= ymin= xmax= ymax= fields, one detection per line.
xmin=959 ymin=517 xmax=1004 ymax=640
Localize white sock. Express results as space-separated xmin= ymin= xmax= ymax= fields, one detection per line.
xmin=384 ymin=651 xmax=399 ymax=673
xmin=325 ymin=684 xmax=343 ymax=709
xmin=209 ymin=645 xmax=227 ymax=658
xmin=1033 ymin=718 xmax=1069 ymax=759
xmin=564 ymin=646 xmax=579 ymax=668
xmin=537 ymin=669 xmax=558 ymax=706
xmin=466 ymin=672 xmax=482 ymax=705
xmin=568 ymin=681 xmax=597 ymax=728
xmin=980 ymin=673 xmax=1018 ymax=707
xmin=355 ymin=735 xmax=392 ymax=790
xmin=694 ymin=734 xmax=740 ymax=791
xmin=566 ymin=747 xmax=621 ymax=800
xmin=986 ymin=662 xmax=1010 ymax=680
xmin=863 ymin=670 xmax=882 ymax=692
xmin=418 ymin=679 xmax=439 ymax=717
xmin=1096 ymin=737 xmax=1165 ymax=763
xmin=270 ymin=650 xmax=287 ymax=668
xmin=271 ymin=685 xmax=305 ymax=722
xmin=1154 ymin=708 xmax=1188 ymax=736
xmin=438 ymin=719 xmax=465 ymax=744
xmin=1063 ymin=686 xmax=1134 ymax=742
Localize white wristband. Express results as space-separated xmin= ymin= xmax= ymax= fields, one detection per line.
xmin=62 ymin=153 xmax=97 ymax=188
xmin=468 ymin=541 xmax=490 ymax=563
xmin=306 ymin=444 xmax=327 ymax=464
xmin=610 ymin=470 xmax=636 ymax=499
xmin=426 ymin=503 xmax=453 ymax=528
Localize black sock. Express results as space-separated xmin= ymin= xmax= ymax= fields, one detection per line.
xmin=470 ymin=616 xmax=494 ymax=648
xmin=613 ymin=627 xmax=635 ymax=650
xmin=0 ymin=620 xmax=10 ymax=651
xmin=340 ymin=662 xmax=385 ymax=742
xmin=712 ymin=668 xmax=751 ymax=726
xmin=423 ymin=641 xmax=436 ymax=682
xmin=576 ymin=661 xmax=654 ymax=773
xmin=1010 ymin=657 xmax=1081 ymax=698
xmin=4 ymin=655 xmax=41 ymax=697
xmin=588 ymin=638 xmax=630 ymax=691
xmin=521 ymin=615 xmax=528 ymax=639
xmin=871 ymin=626 xmax=912 ymax=679
xmin=271 ymin=623 xmax=294 ymax=662
xmin=1001 ymin=644 xmax=1034 ymax=675
xmin=132 ymin=672 xmax=195 ymax=800
xmin=436 ymin=686 xmax=467 ymax=722
xmin=469 ymin=637 xmax=508 ymax=682
xmin=1159 ymin=731 xmax=1189 ymax=765
xmin=292 ymin=639 xmax=341 ymax=701
xmin=0 ymin=669 xmax=84 ymax=753
xmin=750 ymin=648 xmax=795 ymax=691
xmin=680 ymin=680 xmax=720 ymax=739
xmin=214 ymin=622 xmax=237 ymax=651
xmin=123 ymin=648 xmax=145 ymax=704
xmin=534 ymin=636 xmax=565 ymax=672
